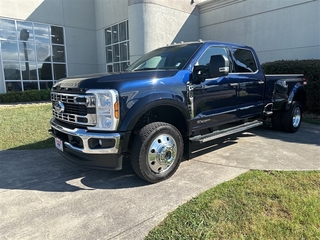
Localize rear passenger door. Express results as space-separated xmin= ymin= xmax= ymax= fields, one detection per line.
xmin=229 ymin=48 xmax=265 ymax=118
xmin=191 ymin=46 xmax=238 ymax=131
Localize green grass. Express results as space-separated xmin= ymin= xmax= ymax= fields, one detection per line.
xmin=146 ymin=171 xmax=320 ymax=240
xmin=0 ymin=104 xmax=54 ymax=150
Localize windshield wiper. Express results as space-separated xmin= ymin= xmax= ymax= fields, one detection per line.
xmin=133 ymin=67 xmax=158 ymax=71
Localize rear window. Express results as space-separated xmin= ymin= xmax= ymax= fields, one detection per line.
xmin=231 ymin=48 xmax=257 ymax=73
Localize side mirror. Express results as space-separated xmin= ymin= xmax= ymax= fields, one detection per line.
xmin=209 ymin=55 xmax=230 ymax=78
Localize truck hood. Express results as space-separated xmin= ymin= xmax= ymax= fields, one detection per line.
xmin=52 ymin=70 xmax=179 ymax=92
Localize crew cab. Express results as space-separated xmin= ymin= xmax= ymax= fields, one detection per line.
xmin=49 ymin=41 xmax=306 ymax=183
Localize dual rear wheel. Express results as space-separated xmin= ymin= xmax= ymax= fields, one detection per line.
xmin=272 ymin=101 xmax=302 ymax=133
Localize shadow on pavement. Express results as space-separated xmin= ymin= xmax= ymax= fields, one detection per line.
xmin=251 ymin=122 xmax=320 ymax=146
xmin=0 ymin=149 xmax=147 ymax=192
xmin=188 ymin=132 xmax=256 ymax=159
xmin=1 ymin=123 xmax=318 ymax=193
xmin=189 ymin=122 xmax=319 ymax=160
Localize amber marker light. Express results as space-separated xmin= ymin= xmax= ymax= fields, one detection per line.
xmin=114 ymin=102 xmax=119 ymax=119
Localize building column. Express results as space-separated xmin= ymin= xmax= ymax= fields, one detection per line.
xmin=128 ymin=0 xmax=201 ymax=62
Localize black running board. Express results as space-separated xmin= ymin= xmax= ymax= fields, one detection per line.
xmin=189 ymin=120 xmax=263 ymax=143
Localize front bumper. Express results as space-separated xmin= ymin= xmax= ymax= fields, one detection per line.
xmin=50 ymin=118 xmax=128 ymax=170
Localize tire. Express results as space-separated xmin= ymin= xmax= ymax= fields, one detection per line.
xmin=282 ymin=101 xmax=302 ymax=133
xmin=130 ymin=122 xmax=183 ymax=183
xmin=271 ymin=111 xmax=282 ymax=131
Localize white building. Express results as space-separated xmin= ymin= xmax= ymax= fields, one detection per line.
xmin=0 ymin=0 xmax=319 ymax=93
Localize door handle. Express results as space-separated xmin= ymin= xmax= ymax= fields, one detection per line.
xmin=257 ymin=80 xmax=265 ymax=85
xmin=228 ymin=83 xmax=238 ymax=88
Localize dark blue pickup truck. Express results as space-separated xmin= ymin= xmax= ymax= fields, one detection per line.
xmin=49 ymin=41 xmax=306 ymax=183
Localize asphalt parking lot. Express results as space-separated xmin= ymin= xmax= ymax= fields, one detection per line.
xmin=0 ymin=123 xmax=319 ymax=239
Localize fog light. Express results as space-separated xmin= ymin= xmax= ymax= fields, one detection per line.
xmin=88 ymin=138 xmax=116 ymax=149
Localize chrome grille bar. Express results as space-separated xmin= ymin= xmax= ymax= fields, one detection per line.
xmin=51 ymin=92 xmax=96 ymax=126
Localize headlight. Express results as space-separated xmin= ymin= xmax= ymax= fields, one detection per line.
xmin=87 ymin=89 xmax=119 ymax=131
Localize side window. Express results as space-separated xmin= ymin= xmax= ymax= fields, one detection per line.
xmin=231 ymin=48 xmax=257 ymax=73
xmin=196 ymin=47 xmax=228 ymax=66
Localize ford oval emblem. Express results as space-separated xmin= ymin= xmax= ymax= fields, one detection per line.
xmin=54 ymin=101 xmax=65 ymax=114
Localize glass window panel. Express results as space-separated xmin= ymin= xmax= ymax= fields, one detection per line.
xmin=119 ymin=21 xmax=126 ymax=42
xmin=107 ymin=65 xmax=113 ymax=73
xmin=127 ymin=41 xmax=130 ymax=60
xmin=1 ymin=19 xmax=66 ymax=93
xmin=120 ymin=42 xmax=128 ymax=61
xmin=19 ymin=42 xmax=36 ymax=61
xmin=112 ymin=25 xmax=118 ymax=43
xmin=105 ymin=27 xmax=112 ymax=45
xmin=106 ymin=46 xmax=112 ymax=63
xmin=39 ymin=62 xmax=53 ymax=80
xmin=23 ymin=81 xmax=38 ymax=90
xmin=113 ymin=63 xmax=120 ymax=72
xmin=3 ymin=61 xmax=21 ymax=80
xmin=126 ymin=20 xmax=129 ymax=40
xmin=5 ymin=82 xmax=22 ymax=92
xmin=52 ymin=45 xmax=65 ymax=62
xmin=53 ymin=64 xmax=66 ymax=80
xmin=113 ymin=44 xmax=120 ymax=62
xmin=121 ymin=62 xmax=128 ymax=71
xmin=17 ymin=21 xmax=34 ymax=41
xmin=232 ymin=48 xmax=257 ymax=73
xmin=197 ymin=47 xmax=228 ymax=66
xmin=0 ymin=19 xmax=16 ymax=40
xmin=34 ymin=23 xmax=50 ymax=43
xmin=39 ymin=81 xmax=53 ymax=89
xmin=1 ymin=40 xmax=19 ymax=60
xmin=21 ymin=62 xmax=37 ymax=80
xmin=51 ymin=26 xmax=64 ymax=44
xmin=36 ymin=44 xmax=51 ymax=62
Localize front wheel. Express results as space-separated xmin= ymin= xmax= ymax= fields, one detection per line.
xmin=282 ymin=101 xmax=302 ymax=133
xmin=130 ymin=122 xmax=184 ymax=183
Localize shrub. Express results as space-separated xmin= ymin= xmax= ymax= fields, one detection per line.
xmin=0 ymin=89 xmax=51 ymax=104
xmin=261 ymin=59 xmax=320 ymax=113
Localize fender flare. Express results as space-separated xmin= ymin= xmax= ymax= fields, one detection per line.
xmin=286 ymin=82 xmax=306 ymax=110
xmin=118 ymin=93 xmax=191 ymax=132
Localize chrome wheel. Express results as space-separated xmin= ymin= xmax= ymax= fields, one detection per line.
xmin=282 ymin=101 xmax=302 ymax=133
xmin=148 ymin=134 xmax=177 ymax=174
xmin=292 ymin=106 xmax=301 ymax=128
xmin=130 ymin=122 xmax=183 ymax=183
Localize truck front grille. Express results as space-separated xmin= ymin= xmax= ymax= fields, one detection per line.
xmin=51 ymin=92 xmax=96 ymax=126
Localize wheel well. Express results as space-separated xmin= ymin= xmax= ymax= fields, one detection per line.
xmin=128 ymin=105 xmax=188 ymax=149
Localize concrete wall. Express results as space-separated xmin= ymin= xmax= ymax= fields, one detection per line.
xmin=2 ymin=0 xmax=318 ymax=92
xmin=0 ymin=0 xmax=98 ymax=78
xmin=128 ymin=0 xmax=201 ymax=62
xmin=198 ymin=0 xmax=320 ymax=63
xmin=95 ymin=0 xmax=129 ymax=73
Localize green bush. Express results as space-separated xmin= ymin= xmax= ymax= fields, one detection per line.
xmin=0 ymin=89 xmax=51 ymax=104
xmin=261 ymin=59 xmax=320 ymax=113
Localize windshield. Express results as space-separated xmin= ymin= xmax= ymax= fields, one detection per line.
xmin=126 ymin=43 xmax=202 ymax=71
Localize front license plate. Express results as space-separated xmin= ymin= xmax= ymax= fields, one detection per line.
xmin=55 ymin=138 xmax=63 ymax=152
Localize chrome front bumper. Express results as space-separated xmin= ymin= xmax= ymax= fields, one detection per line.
xmin=50 ymin=118 xmax=121 ymax=154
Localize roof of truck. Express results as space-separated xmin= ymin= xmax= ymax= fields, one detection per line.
xmin=167 ymin=40 xmax=250 ymax=49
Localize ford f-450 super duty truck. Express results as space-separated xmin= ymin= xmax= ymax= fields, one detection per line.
xmin=49 ymin=41 xmax=306 ymax=183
